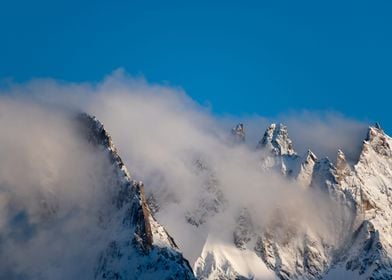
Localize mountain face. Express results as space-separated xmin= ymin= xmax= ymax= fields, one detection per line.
xmin=257 ymin=123 xmax=300 ymax=177
xmin=325 ymin=125 xmax=392 ymax=279
xmin=257 ymin=123 xmax=296 ymax=157
xmin=195 ymin=123 xmax=392 ymax=280
xmin=77 ymin=114 xmax=196 ymax=280
xmin=146 ymin=121 xmax=392 ymax=280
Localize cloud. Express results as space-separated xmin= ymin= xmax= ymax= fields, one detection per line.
xmin=0 ymin=70 xmax=367 ymax=275
xmin=0 ymin=98 xmax=123 ymax=279
xmin=279 ymin=111 xmax=368 ymax=163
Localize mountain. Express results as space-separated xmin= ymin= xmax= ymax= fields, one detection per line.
xmin=86 ymin=118 xmax=392 ymax=280
xmin=158 ymin=122 xmax=392 ymax=279
xmin=77 ymin=113 xmax=196 ymax=280
xmin=324 ymin=124 xmax=392 ymax=279
xmin=255 ymin=123 xmax=392 ymax=279
xmin=3 ymin=111 xmax=392 ymax=280
xmin=257 ymin=123 xmax=300 ymax=177
xmin=234 ymin=123 xmax=392 ymax=279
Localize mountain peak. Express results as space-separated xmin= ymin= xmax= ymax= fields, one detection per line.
xmin=76 ymin=112 xmax=131 ymax=178
xmin=305 ymin=149 xmax=318 ymax=163
xmin=296 ymin=150 xmax=318 ymax=187
xmin=75 ymin=113 xmax=195 ymax=279
xmin=367 ymin=122 xmax=387 ymax=141
xmin=336 ymin=149 xmax=346 ymax=165
xmin=362 ymin=124 xmax=392 ymax=157
xmin=231 ymin=123 xmax=245 ymax=143
xmin=336 ymin=149 xmax=351 ymax=182
xmin=257 ymin=123 xmax=296 ymax=156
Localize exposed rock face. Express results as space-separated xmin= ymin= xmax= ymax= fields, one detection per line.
xmin=297 ymin=150 xmax=318 ymax=187
xmin=336 ymin=150 xmax=351 ymax=183
xmin=257 ymin=123 xmax=296 ymax=156
xmin=257 ymin=123 xmax=300 ymax=177
xmin=77 ymin=113 xmax=196 ymax=280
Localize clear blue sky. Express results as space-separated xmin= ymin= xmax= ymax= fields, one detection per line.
xmin=1 ymin=1 xmax=391 ymax=132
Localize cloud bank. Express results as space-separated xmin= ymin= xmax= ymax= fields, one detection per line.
xmin=0 ymin=70 xmax=368 ymax=276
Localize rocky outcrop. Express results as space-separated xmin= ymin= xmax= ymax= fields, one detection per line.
xmin=257 ymin=123 xmax=296 ymax=156
xmin=257 ymin=123 xmax=300 ymax=176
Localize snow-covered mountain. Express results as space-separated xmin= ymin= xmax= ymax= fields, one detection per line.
xmin=77 ymin=114 xmax=195 ymax=280
xmin=3 ymin=110 xmax=392 ymax=280
xmin=147 ymin=121 xmax=392 ymax=280
xmin=324 ymin=124 xmax=392 ymax=279
xmin=194 ymin=122 xmax=392 ymax=280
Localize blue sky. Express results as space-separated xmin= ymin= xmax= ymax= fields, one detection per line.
xmin=1 ymin=1 xmax=391 ymax=132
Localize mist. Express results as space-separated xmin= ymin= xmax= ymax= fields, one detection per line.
xmin=0 ymin=70 xmax=367 ymax=276
xmin=0 ymin=98 xmax=126 ymax=278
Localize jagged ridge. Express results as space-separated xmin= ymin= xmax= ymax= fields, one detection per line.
xmin=77 ymin=113 xmax=195 ymax=280
xmin=194 ymin=122 xmax=392 ymax=280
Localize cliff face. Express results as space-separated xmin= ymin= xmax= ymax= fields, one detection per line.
xmin=76 ymin=113 xmax=195 ymax=280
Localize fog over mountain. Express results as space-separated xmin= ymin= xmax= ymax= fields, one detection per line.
xmin=2 ymin=70 xmax=387 ymax=280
